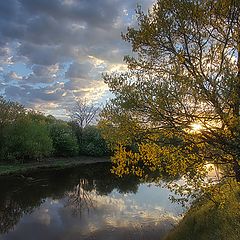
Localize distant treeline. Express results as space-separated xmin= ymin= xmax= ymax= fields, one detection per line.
xmin=0 ymin=96 xmax=109 ymax=163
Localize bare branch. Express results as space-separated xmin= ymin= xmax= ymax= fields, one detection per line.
xmin=71 ymin=99 xmax=100 ymax=129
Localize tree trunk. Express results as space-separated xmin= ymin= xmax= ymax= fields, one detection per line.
xmin=233 ymin=159 xmax=240 ymax=182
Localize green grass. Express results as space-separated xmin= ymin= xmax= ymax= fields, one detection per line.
xmin=0 ymin=156 xmax=109 ymax=176
xmin=165 ymin=182 xmax=240 ymax=240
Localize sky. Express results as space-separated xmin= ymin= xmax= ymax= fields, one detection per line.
xmin=0 ymin=0 xmax=155 ymax=119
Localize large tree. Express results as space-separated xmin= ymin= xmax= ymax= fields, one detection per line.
xmin=70 ymin=99 xmax=100 ymax=150
xmin=71 ymin=99 xmax=99 ymax=129
xmin=100 ymin=0 xmax=240 ymax=201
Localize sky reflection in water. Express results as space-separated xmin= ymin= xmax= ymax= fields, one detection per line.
xmin=0 ymin=163 xmax=185 ymax=240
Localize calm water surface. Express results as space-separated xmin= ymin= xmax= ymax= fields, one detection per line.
xmin=0 ymin=162 xmax=185 ymax=240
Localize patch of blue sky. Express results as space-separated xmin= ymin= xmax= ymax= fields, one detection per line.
xmin=7 ymin=63 xmax=32 ymax=76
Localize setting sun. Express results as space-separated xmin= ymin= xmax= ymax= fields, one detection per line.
xmin=190 ymin=123 xmax=203 ymax=132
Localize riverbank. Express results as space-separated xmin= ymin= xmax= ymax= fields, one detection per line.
xmin=0 ymin=156 xmax=110 ymax=176
xmin=165 ymin=182 xmax=240 ymax=240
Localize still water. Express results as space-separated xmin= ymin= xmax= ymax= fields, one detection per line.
xmin=0 ymin=162 xmax=185 ymax=240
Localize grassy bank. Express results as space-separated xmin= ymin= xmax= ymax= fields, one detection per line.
xmin=0 ymin=156 xmax=110 ymax=176
xmin=165 ymin=182 xmax=240 ymax=240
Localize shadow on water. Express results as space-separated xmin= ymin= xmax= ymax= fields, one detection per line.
xmin=0 ymin=162 xmax=184 ymax=240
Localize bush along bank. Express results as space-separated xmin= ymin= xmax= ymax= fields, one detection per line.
xmin=0 ymin=97 xmax=110 ymax=164
xmin=165 ymin=181 xmax=240 ymax=240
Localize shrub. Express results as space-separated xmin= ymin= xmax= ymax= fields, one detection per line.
xmin=2 ymin=118 xmax=53 ymax=162
xmin=80 ymin=126 xmax=109 ymax=157
xmin=49 ymin=122 xmax=79 ymax=157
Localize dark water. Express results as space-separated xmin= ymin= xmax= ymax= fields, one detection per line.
xmin=0 ymin=162 xmax=184 ymax=240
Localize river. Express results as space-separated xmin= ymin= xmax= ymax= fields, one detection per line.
xmin=0 ymin=162 xmax=185 ymax=240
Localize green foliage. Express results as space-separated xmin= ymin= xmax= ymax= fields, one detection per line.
xmin=28 ymin=110 xmax=57 ymax=125
xmin=0 ymin=97 xmax=26 ymax=160
xmin=80 ymin=126 xmax=109 ymax=157
xmin=68 ymin=120 xmax=83 ymax=146
xmin=100 ymin=0 xmax=240 ymax=200
xmin=1 ymin=117 xmax=53 ymax=162
xmin=0 ymin=96 xmax=25 ymax=128
xmin=49 ymin=122 xmax=79 ymax=157
xmin=68 ymin=121 xmax=110 ymax=157
xmin=0 ymin=96 xmax=108 ymax=162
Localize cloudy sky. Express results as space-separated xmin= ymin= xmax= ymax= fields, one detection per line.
xmin=0 ymin=0 xmax=154 ymax=119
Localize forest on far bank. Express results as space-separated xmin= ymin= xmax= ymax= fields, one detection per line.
xmin=0 ymin=96 xmax=109 ymax=163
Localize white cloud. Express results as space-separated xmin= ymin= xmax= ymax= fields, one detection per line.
xmin=0 ymin=0 xmax=155 ymax=118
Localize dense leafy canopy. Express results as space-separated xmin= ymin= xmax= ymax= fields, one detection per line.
xmin=80 ymin=126 xmax=110 ymax=157
xmin=2 ymin=117 xmax=53 ymax=161
xmin=100 ymin=0 xmax=240 ymax=202
xmin=49 ymin=122 xmax=79 ymax=157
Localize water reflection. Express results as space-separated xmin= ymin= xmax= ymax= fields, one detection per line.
xmin=0 ymin=162 xmax=184 ymax=240
xmin=66 ymin=179 xmax=95 ymax=216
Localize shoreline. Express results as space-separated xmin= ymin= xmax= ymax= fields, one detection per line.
xmin=164 ymin=182 xmax=240 ymax=240
xmin=0 ymin=156 xmax=110 ymax=177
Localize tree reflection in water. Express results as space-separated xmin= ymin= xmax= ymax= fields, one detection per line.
xmin=66 ymin=179 xmax=96 ymax=216
xmin=0 ymin=178 xmax=43 ymax=235
xmin=0 ymin=198 xmax=30 ymax=234
xmin=0 ymin=162 xmax=142 ymax=235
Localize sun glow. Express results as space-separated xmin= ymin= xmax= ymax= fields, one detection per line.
xmin=190 ymin=123 xmax=203 ymax=132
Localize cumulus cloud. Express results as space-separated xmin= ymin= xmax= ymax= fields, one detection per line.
xmin=65 ymin=61 xmax=93 ymax=79
xmin=0 ymin=0 xmax=155 ymax=118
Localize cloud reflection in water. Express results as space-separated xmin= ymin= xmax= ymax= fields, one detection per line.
xmin=1 ymin=182 xmax=183 ymax=240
